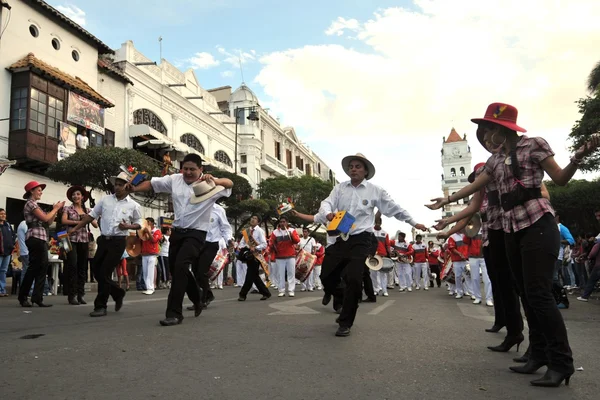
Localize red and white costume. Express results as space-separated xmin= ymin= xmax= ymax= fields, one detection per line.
xmin=373 ymin=227 xmax=391 ymax=296
xmin=447 ymin=233 xmax=469 ymax=298
xmin=299 ymin=235 xmax=317 ymax=291
xmin=410 ymin=241 xmax=429 ymax=290
xmin=313 ymin=243 xmax=325 ymax=290
xmin=269 ymin=227 xmax=300 ymax=296
xmin=394 ymin=237 xmax=413 ymax=291
xmin=464 ymin=229 xmax=493 ymax=305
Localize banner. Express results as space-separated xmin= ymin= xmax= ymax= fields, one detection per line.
xmin=160 ymin=217 xmax=173 ymax=228
xmin=57 ymin=122 xmax=77 ymax=161
xmin=67 ymin=91 xmax=105 ymax=134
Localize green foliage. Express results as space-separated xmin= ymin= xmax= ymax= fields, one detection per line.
xmin=46 ymin=147 xmax=161 ymax=192
xmin=209 ymin=168 xmax=253 ymax=207
xmin=568 ymin=96 xmax=600 ymax=172
xmin=545 ymin=179 xmax=600 ymax=235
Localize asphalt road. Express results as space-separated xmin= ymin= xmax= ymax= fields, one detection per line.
xmin=0 ymin=286 xmax=598 ymax=400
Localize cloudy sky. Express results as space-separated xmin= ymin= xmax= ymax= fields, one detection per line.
xmin=50 ymin=0 xmax=600 ymax=235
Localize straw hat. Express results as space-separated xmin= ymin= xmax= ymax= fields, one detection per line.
xmin=190 ymin=180 xmax=225 ymax=204
xmin=341 ymin=153 xmax=376 ymax=180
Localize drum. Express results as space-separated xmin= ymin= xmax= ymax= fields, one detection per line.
xmin=380 ymin=257 xmax=395 ymax=273
xmin=440 ymin=257 xmax=456 ymax=284
xmin=295 ymin=249 xmax=317 ymax=282
xmin=208 ymin=248 xmax=229 ymax=282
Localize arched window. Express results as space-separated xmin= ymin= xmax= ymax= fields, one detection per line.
xmin=460 ymin=167 xmax=465 ymax=176
xmin=180 ymin=133 xmax=205 ymax=154
xmin=214 ymin=150 xmax=232 ymax=167
xmin=450 ymin=168 xmax=456 ymax=177
xmin=133 ymin=109 xmax=167 ymax=135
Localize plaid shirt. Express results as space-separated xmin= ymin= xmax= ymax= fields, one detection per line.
xmin=484 ymin=135 xmax=555 ymax=233
xmin=24 ymin=199 xmax=47 ymax=241
xmin=64 ymin=205 xmax=91 ymax=243
xmin=477 ymin=167 xmax=503 ymax=245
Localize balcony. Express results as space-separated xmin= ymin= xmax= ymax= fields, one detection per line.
xmin=261 ymin=153 xmax=288 ymax=176
xmin=287 ymin=168 xmax=304 ymax=178
xmin=9 ymin=131 xmax=58 ymax=171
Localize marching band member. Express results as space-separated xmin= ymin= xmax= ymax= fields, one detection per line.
xmin=313 ymin=239 xmax=325 ymax=290
xmin=128 ymin=153 xmax=233 ymax=326
xmin=427 ymin=241 xmax=442 ymax=288
xmin=234 ymin=237 xmax=247 ymax=288
xmin=269 ymin=215 xmax=300 ymax=297
xmin=265 ymin=245 xmax=278 ymax=290
xmin=394 ymin=232 xmax=413 ymax=292
xmin=213 ymin=238 xmax=227 ymax=289
xmin=314 ymin=153 xmax=426 ymax=337
xmin=464 ymin=228 xmax=492 ymax=306
xmin=373 ymin=215 xmax=391 ymax=296
xmin=238 ymin=214 xmax=271 ymax=301
xmin=411 ymin=234 xmax=429 ymax=290
xmin=447 ymin=229 xmax=469 ymax=299
xmin=140 ymin=217 xmax=162 ymax=295
xmin=429 ymin=103 xmax=600 ymax=387
xmin=298 ymin=227 xmax=317 ymax=292
xmin=71 ymin=172 xmax=141 ymax=317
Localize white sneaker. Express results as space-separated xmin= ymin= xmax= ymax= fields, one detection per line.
xmin=383 ymin=292 xmax=389 ymax=297
xmin=449 ymin=291 xmax=455 ymax=296
xmin=486 ymin=300 xmax=494 ymax=307
xmin=278 ymin=292 xmax=285 ymax=297
xmin=576 ymin=296 xmax=588 ymax=302
xmin=416 ymin=286 xmax=421 ymax=290
xmin=470 ymin=295 xmax=476 ymax=300
xmin=455 ymin=294 xmax=463 ymax=299
xmin=399 ymin=288 xmax=406 ymax=292
xmin=424 ymin=287 xmax=429 ymax=291
xmin=143 ymin=290 xmax=154 ymax=295
xmin=407 ymin=287 xmax=412 ymax=292
xmin=234 ymin=284 xmax=239 ymax=287
xmin=308 ymin=289 xmax=314 ymax=292
xmin=288 ymin=292 xmax=295 ymax=297
xmin=300 ymin=288 xmax=306 ymax=292
xmin=473 ymin=299 xmax=482 ymax=305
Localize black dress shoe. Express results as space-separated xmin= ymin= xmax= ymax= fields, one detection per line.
xmin=33 ymin=301 xmax=52 ymax=308
xmin=238 ymin=296 xmax=246 ymax=301
xmin=89 ymin=308 xmax=107 ymax=317
xmin=487 ymin=334 xmax=524 ymax=352
xmin=206 ymin=292 xmax=215 ymax=305
xmin=485 ymin=324 xmax=505 ymax=333
xmin=159 ymin=317 xmax=183 ymax=326
xmin=335 ymin=326 xmax=351 ymax=337
xmin=19 ymin=300 xmax=32 ymax=308
xmin=362 ymin=297 xmax=376 ymax=303
xmin=68 ymin=297 xmax=80 ymax=305
xmin=77 ymin=297 xmax=87 ymax=305
xmin=260 ymin=294 xmax=271 ymax=300
xmin=509 ymin=359 xmax=548 ymax=374
xmin=115 ymin=294 xmax=125 ymax=312
xmin=530 ymin=369 xmax=573 ymax=387
xmin=322 ymin=293 xmax=332 ymax=306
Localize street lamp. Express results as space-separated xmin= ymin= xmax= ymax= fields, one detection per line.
xmin=210 ymin=106 xmax=259 ymax=174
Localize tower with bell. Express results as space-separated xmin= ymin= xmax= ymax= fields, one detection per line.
xmin=441 ymin=128 xmax=472 ymax=219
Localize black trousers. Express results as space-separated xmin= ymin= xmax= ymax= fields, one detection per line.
xmin=485 ymin=230 xmax=524 ymax=337
xmin=195 ymin=241 xmax=220 ymax=303
xmin=429 ymin=264 xmax=441 ymax=287
xmin=504 ymin=213 xmax=573 ymax=374
xmin=19 ymin=238 xmax=48 ymax=303
xmin=66 ymin=241 xmax=89 ymax=298
xmin=362 ymin=266 xmax=375 ymax=299
xmin=166 ymin=229 xmax=205 ymax=319
xmin=93 ymin=236 xmax=126 ymax=310
xmin=321 ymin=232 xmax=372 ymax=328
xmin=239 ymin=255 xmax=270 ymax=297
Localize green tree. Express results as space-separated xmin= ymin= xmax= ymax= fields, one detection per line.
xmin=545 ymin=179 xmax=600 ymax=235
xmin=587 ymin=59 xmax=600 ymax=93
xmin=568 ymin=95 xmax=600 ymax=172
xmin=46 ymin=147 xmax=161 ymax=193
xmin=209 ymin=168 xmax=253 ymax=207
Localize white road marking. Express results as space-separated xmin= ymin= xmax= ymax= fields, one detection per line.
xmin=367 ymin=300 xmax=395 ymax=315
xmin=268 ymin=297 xmax=322 ymax=315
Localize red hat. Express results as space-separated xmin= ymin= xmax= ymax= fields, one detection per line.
xmin=468 ymin=162 xmax=486 ymax=183
xmin=23 ymin=181 xmax=46 ymax=199
xmin=472 ymin=103 xmax=526 ymax=148
xmin=66 ymin=185 xmax=89 ymax=203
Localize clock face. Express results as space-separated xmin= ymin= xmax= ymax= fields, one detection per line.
xmin=452 ymin=148 xmax=461 ymax=156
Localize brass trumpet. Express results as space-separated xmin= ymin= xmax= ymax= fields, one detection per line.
xmin=389 ymin=249 xmax=399 ymax=261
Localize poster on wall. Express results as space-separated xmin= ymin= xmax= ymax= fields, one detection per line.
xmin=67 ymin=91 xmax=105 ymax=134
xmin=57 ymin=122 xmax=77 ymax=161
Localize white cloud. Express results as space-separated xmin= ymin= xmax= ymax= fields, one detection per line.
xmin=188 ymin=52 xmax=220 ymax=69
xmin=221 ymin=70 xmax=234 ymax=78
xmin=325 ymin=17 xmax=360 ymax=36
xmin=255 ymin=0 xmax=600 ymax=235
xmin=55 ymin=4 xmax=86 ymax=26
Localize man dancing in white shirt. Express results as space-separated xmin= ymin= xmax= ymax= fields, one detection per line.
xmin=314 ymin=153 xmax=427 ymax=337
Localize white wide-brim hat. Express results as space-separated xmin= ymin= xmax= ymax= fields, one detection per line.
xmin=190 ymin=180 xmax=225 ymax=204
xmin=365 ymin=254 xmax=383 ymax=271
xmin=109 ymin=171 xmax=130 ymax=186
xmin=341 ymin=153 xmax=376 ymax=180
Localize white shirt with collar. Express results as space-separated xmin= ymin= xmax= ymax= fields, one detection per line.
xmin=17 ymin=220 xmax=28 ymax=256
xmin=206 ymin=203 xmax=233 ymax=243
xmin=89 ymin=194 xmax=142 ymax=237
xmin=150 ymin=174 xmax=232 ymax=231
xmin=315 ymin=179 xmax=417 ymax=235
xmin=239 ymin=225 xmax=267 ymax=251
xmin=299 ymin=235 xmax=316 ymax=253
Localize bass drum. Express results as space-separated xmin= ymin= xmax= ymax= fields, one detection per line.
xmin=208 ymin=248 xmax=229 ymax=282
xmin=380 ymin=257 xmax=395 ymax=273
xmin=295 ymin=249 xmax=317 ymax=282
xmin=440 ymin=257 xmax=456 ymax=284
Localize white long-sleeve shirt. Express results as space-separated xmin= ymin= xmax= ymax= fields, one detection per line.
xmin=315 ymin=179 xmax=417 ymax=235
xmin=206 ymin=204 xmax=233 ymax=243
xmin=238 ymin=225 xmax=267 ymax=251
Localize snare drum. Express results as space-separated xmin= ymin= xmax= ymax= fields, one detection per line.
xmin=208 ymin=248 xmax=229 ymax=282
xmin=295 ymin=249 xmax=317 ymax=282
xmin=380 ymin=257 xmax=395 ymax=273
xmin=440 ymin=258 xmax=456 ymax=284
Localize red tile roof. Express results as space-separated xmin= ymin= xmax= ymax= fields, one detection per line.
xmin=98 ymin=58 xmax=133 ymax=85
xmin=445 ymin=128 xmax=464 ymax=143
xmin=8 ymin=53 xmax=114 ymax=108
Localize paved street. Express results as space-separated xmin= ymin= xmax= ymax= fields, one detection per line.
xmin=1 ymin=286 xmax=598 ymax=400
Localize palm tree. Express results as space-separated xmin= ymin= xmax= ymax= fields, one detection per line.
xmin=587 ymin=59 xmax=600 ymax=93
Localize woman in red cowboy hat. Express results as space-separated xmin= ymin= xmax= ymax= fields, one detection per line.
xmin=18 ymin=181 xmax=65 ymax=308
xmin=428 ymin=102 xmax=600 ymax=387
xmin=61 ymin=185 xmax=98 ymax=305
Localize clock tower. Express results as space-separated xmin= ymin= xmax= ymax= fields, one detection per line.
xmin=441 ymin=128 xmax=472 ymax=218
